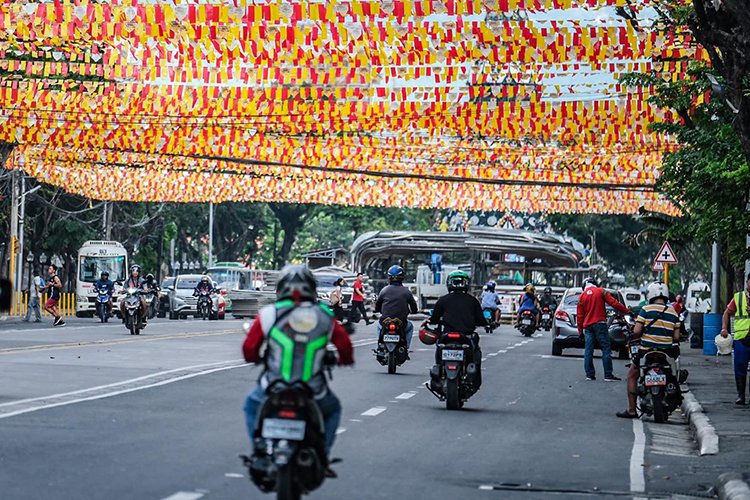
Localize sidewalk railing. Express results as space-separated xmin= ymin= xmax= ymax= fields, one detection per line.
xmin=8 ymin=292 xmax=76 ymax=318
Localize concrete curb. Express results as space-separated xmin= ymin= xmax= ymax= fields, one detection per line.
xmin=681 ymin=385 xmax=719 ymax=455
xmin=713 ymin=472 xmax=750 ymax=500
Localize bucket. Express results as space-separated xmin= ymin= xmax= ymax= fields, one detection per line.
xmin=703 ymin=313 xmax=721 ymax=355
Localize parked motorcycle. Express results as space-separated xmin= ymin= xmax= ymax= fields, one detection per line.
xmin=629 ymin=337 xmax=687 ymax=423
xmin=423 ymin=325 xmax=481 ymax=410
xmin=121 ymin=287 xmax=145 ymax=335
xmin=94 ymin=287 xmax=110 ymax=323
xmin=482 ymin=308 xmax=496 ymax=334
xmin=242 ymin=352 xmax=337 ymax=500
xmin=540 ymin=305 xmax=553 ymax=331
xmin=374 ymin=317 xmax=409 ymax=374
xmin=196 ymin=290 xmax=213 ymax=321
xmin=517 ymin=310 xmax=536 ymax=337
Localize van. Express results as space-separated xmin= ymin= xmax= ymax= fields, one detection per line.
xmin=619 ymin=287 xmax=644 ymax=311
xmin=686 ymin=281 xmax=711 ymax=313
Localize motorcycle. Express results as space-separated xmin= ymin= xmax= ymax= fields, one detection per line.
xmin=424 ymin=327 xmax=481 ymax=410
xmin=609 ymin=313 xmax=636 ymax=359
xmin=94 ymin=287 xmax=110 ymax=323
xmin=143 ymin=288 xmax=158 ymax=319
xmin=482 ymin=308 xmax=496 ymax=334
xmin=242 ymin=352 xmax=337 ymax=500
xmin=629 ymin=337 xmax=688 ymax=423
xmin=196 ymin=290 xmax=213 ymax=320
xmin=540 ymin=305 xmax=553 ymax=331
xmin=517 ymin=310 xmax=536 ymax=337
xmin=374 ymin=317 xmax=409 ymax=374
xmin=121 ymin=287 xmax=145 ymax=335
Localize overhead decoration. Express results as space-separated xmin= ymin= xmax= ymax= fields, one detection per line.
xmin=0 ymin=0 xmax=703 ymax=215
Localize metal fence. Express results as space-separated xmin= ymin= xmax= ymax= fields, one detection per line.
xmin=7 ymin=292 xmax=76 ymax=318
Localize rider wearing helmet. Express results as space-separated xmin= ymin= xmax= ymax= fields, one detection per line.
xmin=617 ymin=281 xmax=681 ymax=419
xmin=120 ymin=264 xmax=148 ymax=323
xmin=374 ymin=265 xmax=418 ymax=350
xmin=578 ymin=277 xmax=630 ymax=382
xmin=242 ymin=264 xmax=354 ymax=477
xmin=193 ymin=275 xmax=216 ymax=296
xmin=480 ymin=280 xmax=501 ymax=324
xmin=94 ymin=271 xmax=115 ymax=319
xmin=540 ymin=286 xmax=557 ymax=311
xmin=424 ymin=270 xmax=486 ymax=389
xmin=516 ymin=283 xmax=540 ymax=330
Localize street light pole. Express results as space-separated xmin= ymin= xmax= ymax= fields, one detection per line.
xmin=208 ymin=202 xmax=214 ymax=268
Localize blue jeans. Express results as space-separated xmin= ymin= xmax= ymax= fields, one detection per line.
xmin=243 ymin=384 xmax=342 ymax=457
xmin=733 ymin=339 xmax=750 ymax=377
xmin=377 ymin=321 xmax=414 ymax=348
xmin=24 ymin=296 xmax=41 ymax=321
xmin=584 ymin=322 xmax=614 ymax=378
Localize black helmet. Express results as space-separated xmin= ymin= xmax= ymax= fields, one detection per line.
xmin=101 ymin=271 xmax=109 ymax=278
xmin=544 ymin=286 xmax=552 ymax=294
xmin=446 ymin=270 xmax=470 ymax=292
xmin=130 ymin=264 xmax=141 ymax=275
xmin=276 ymin=264 xmax=317 ymax=303
xmin=145 ymin=273 xmax=154 ymax=281
xmin=581 ymin=277 xmax=599 ymax=290
xmin=387 ymin=265 xmax=405 ymax=283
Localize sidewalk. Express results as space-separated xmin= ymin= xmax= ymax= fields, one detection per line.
xmin=679 ymin=346 xmax=750 ymax=498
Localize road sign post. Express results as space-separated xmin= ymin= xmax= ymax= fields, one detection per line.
xmin=654 ymin=241 xmax=678 ymax=289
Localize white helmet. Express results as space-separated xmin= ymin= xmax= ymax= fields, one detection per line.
xmin=645 ymin=282 xmax=669 ymax=303
xmin=715 ymin=333 xmax=733 ymax=355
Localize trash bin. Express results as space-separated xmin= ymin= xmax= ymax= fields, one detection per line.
xmin=690 ymin=312 xmax=704 ymax=349
xmin=703 ymin=313 xmax=721 ymax=355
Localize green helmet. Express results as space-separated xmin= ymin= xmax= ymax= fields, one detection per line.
xmin=446 ymin=270 xmax=470 ymax=292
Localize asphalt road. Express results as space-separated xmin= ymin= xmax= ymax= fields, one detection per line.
xmin=0 ymin=317 xmax=706 ymax=499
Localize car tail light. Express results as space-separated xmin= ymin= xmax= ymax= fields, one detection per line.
xmin=555 ymin=310 xmax=570 ymax=322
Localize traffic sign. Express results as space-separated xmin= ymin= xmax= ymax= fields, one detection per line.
xmin=652 ymin=260 xmax=664 ymax=272
xmin=654 ymin=241 xmax=678 ymax=264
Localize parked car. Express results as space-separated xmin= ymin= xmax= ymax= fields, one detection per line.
xmin=551 ymin=287 xmax=629 ymax=359
xmin=158 ymin=277 xmax=175 ymax=318
xmin=315 ymin=273 xmax=355 ymax=310
xmin=166 ymin=274 xmax=225 ymax=320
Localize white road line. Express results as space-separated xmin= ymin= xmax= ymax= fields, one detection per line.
xmin=160 ymin=492 xmax=205 ymax=500
xmin=481 ymin=357 xmax=487 ymax=361
xmin=497 ymin=350 xmax=507 ymax=354
xmin=349 ymin=419 xmax=362 ymax=422
xmin=336 ymin=428 xmax=347 ymax=435
xmin=224 ymin=473 xmax=244 ymax=479
xmin=0 ymin=362 xmax=246 ymax=419
xmin=630 ymin=418 xmax=646 ymax=495
xmin=513 ymin=342 xmax=524 ymax=347
xmin=395 ymin=392 xmax=417 ymax=400
xmin=488 ymin=353 xmax=498 ymax=357
xmin=478 ymin=485 xmax=494 ymax=491
xmin=521 ymin=340 xmax=530 ymax=344
xmin=361 ymin=406 xmax=387 ymax=417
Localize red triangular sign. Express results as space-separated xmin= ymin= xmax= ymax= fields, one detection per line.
xmin=654 ymin=241 xmax=678 ymax=264
xmin=652 ymin=260 xmax=664 ymax=272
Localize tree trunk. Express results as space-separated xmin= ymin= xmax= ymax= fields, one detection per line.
xmin=268 ymin=203 xmax=315 ymax=268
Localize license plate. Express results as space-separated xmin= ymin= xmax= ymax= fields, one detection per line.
xmin=542 ymin=314 xmax=550 ymax=320
xmin=522 ymin=319 xmax=532 ymax=325
xmin=442 ymin=350 xmax=464 ymax=361
xmin=261 ymin=418 xmax=306 ymax=440
xmin=644 ymin=373 xmax=666 ymax=386
xmin=383 ymin=334 xmax=401 ymax=343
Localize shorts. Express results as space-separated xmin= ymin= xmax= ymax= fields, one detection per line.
xmin=45 ymin=297 xmax=58 ymax=308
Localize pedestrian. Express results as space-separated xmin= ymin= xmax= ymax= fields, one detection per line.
xmin=720 ymin=272 xmax=750 ymax=405
xmin=577 ymin=277 xmax=630 ymax=381
xmin=22 ymin=268 xmax=43 ymax=322
xmin=348 ymin=272 xmax=372 ymax=325
xmin=329 ymin=276 xmax=345 ymax=321
xmin=42 ymin=264 xmax=64 ymax=326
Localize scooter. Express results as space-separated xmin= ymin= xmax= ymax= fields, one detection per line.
xmin=121 ymin=287 xmax=146 ymax=335
xmin=94 ymin=287 xmax=110 ymax=323
xmin=374 ymin=317 xmax=409 ymax=374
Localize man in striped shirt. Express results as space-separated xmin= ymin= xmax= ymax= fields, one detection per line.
xmin=616 ymin=282 xmax=680 ymax=418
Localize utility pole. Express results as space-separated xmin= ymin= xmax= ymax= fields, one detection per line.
xmin=712 ymin=241 xmax=721 ymax=313
xmin=208 ymin=202 xmax=214 ymax=268
xmin=9 ymin=169 xmax=19 ymax=291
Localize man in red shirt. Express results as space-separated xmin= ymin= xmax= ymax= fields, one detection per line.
xmin=242 ymin=265 xmax=354 ymax=478
xmin=577 ymin=277 xmax=631 ymax=381
xmin=348 ymin=272 xmax=373 ymax=325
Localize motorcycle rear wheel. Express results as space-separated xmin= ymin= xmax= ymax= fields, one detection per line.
xmin=387 ymin=354 xmax=397 ymax=374
xmin=276 ymin=464 xmax=301 ymax=500
xmin=652 ymin=391 xmax=668 ymax=423
xmin=446 ymin=378 xmax=461 ymax=410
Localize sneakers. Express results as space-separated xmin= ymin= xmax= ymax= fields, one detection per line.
xmin=604 ymin=375 xmax=622 ymax=382
xmin=585 ymin=376 xmax=596 ymax=381
xmin=616 ymin=410 xmax=638 ymax=419
xmin=53 ymin=317 xmax=65 ymax=327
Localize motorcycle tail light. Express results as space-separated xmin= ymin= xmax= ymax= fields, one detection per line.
xmin=446 ymin=333 xmax=462 ymax=339
xmin=389 ymin=323 xmax=396 ymax=330
xmin=446 ymin=364 xmax=458 ymax=370
xmin=278 ymin=410 xmax=298 ymax=419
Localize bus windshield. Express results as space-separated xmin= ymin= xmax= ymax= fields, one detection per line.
xmin=79 ymin=256 xmax=127 ymax=283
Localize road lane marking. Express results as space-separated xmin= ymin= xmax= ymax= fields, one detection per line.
xmin=349 ymin=419 xmax=362 ymax=422
xmin=478 ymin=485 xmax=494 ymax=491
xmin=361 ymin=406 xmax=387 ymax=417
xmin=0 ymin=360 xmax=247 ymax=419
xmin=630 ymin=418 xmax=646 ymax=495
xmin=224 ymin=473 xmax=244 ymax=479
xmin=395 ymin=391 xmax=417 ymax=400
xmin=513 ymin=342 xmax=524 ymax=347
xmin=160 ymin=492 xmax=205 ymax=500
xmin=336 ymin=428 xmax=347 ymax=435
xmin=497 ymin=350 xmax=507 ymax=354
xmin=488 ymin=353 xmax=498 ymax=357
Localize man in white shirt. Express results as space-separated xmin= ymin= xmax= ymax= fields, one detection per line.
xmin=23 ymin=269 xmax=43 ymax=322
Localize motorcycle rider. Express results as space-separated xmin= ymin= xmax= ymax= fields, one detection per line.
xmin=424 ymin=270 xmax=486 ymax=390
xmin=374 ymin=265 xmax=418 ymax=352
xmin=193 ymin=275 xmax=216 ymax=317
xmin=93 ymin=271 xmax=115 ymax=319
xmin=120 ymin=265 xmax=148 ymax=324
xmin=480 ymin=280 xmax=501 ymax=324
xmin=540 ymin=286 xmax=558 ymax=311
xmin=242 ymin=264 xmax=354 ymax=478
xmin=616 ymin=282 xmax=681 ymax=418
xmin=142 ymin=273 xmax=160 ymax=317
xmin=516 ymin=283 xmax=540 ymax=330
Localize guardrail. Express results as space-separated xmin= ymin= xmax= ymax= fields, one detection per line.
xmin=7 ymin=292 xmax=76 ymax=318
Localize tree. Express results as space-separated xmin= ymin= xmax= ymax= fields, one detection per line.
xmin=268 ymin=203 xmax=317 ymax=268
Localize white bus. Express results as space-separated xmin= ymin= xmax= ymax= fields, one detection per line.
xmin=75 ymin=241 xmax=128 ymax=317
